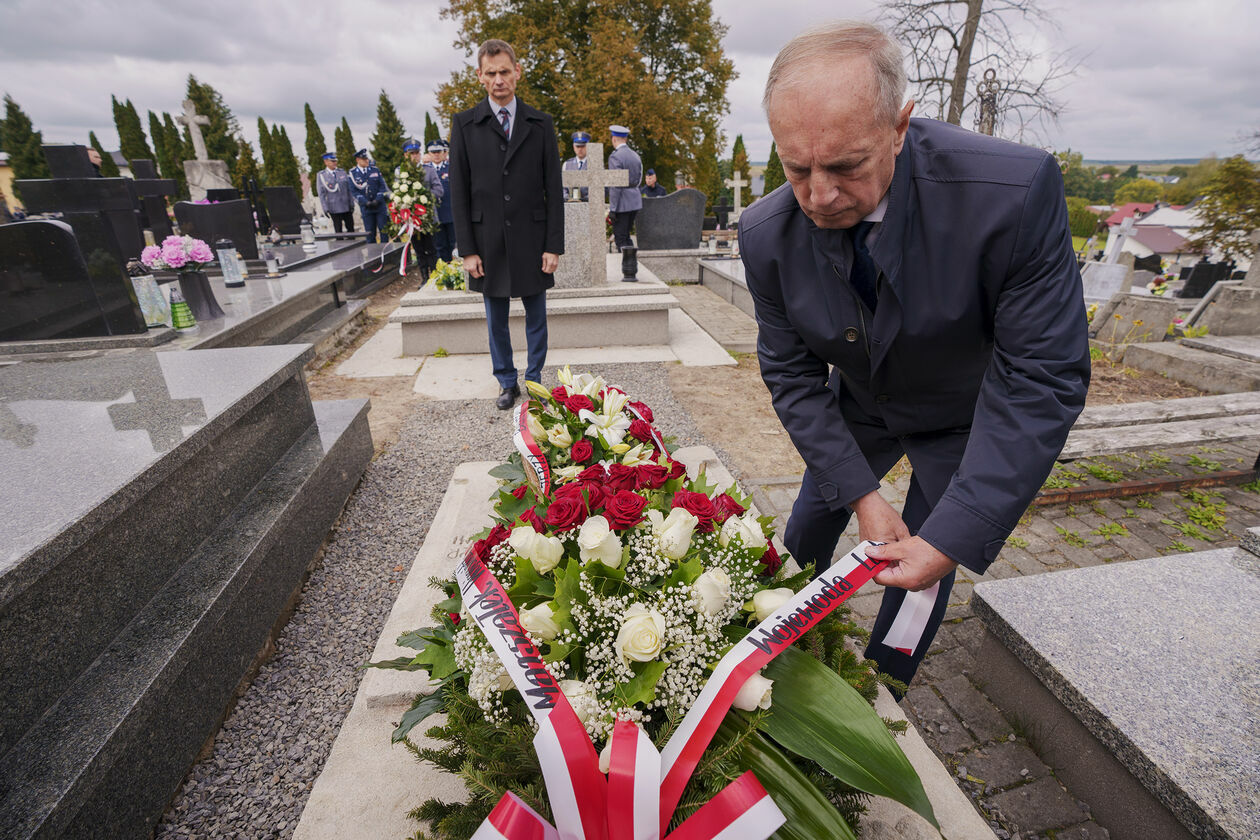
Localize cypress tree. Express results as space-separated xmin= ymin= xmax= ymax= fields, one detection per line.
xmin=111 ymin=95 xmax=153 ymax=163
xmin=763 ymin=141 xmax=786 ymax=195
xmin=257 ymin=116 xmax=275 ymax=185
xmin=303 ymin=103 xmax=327 ymax=193
xmin=369 ymin=89 xmax=406 ymax=177
xmin=88 ymin=131 xmax=121 ymax=176
xmin=334 ymin=116 xmax=356 ymax=170
xmin=731 ymin=134 xmax=751 ymax=186
xmin=234 ymin=137 xmax=261 ymax=193
xmin=274 ymin=125 xmax=302 ymax=192
xmin=424 ymin=112 xmax=441 ymax=146
xmin=184 ymin=75 xmax=240 ymax=171
xmin=2 ymin=95 xmax=50 ymax=200
xmin=148 ymin=111 xmax=166 ymax=168
xmin=161 ymin=112 xmax=190 ymax=198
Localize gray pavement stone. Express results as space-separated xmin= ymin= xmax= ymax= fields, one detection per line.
xmin=984 ymin=777 xmax=1090 ymax=834
xmin=960 ymin=740 xmax=1048 ymax=790
xmin=918 ymin=645 xmax=976 ymax=683
xmin=1046 ymin=822 xmax=1112 ymax=840
xmin=936 ymin=675 xmax=1011 ymax=742
xmin=903 ymin=686 xmax=976 ymax=753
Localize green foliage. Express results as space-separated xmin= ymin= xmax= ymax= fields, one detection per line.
xmin=2 ymin=94 xmax=50 ymax=200
xmin=1113 ymin=178 xmax=1163 ymax=204
xmin=764 ymin=141 xmax=785 ymax=196
xmin=185 ymin=75 xmax=240 ymax=172
xmin=111 ymin=95 xmax=153 ymax=163
xmin=1007 ymin=536 xmax=1029 ymax=549
xmin=1181 ymin=489 xmax=1227 ymax=531
xmin=437 ymin=0 xmax=734 ymax=198
xmin=88 ymin=131 xmax=120 ymax=176
xmin=1187 ymin=454 xmax=1223 ymax=472
xmin=1065 ymin=196 xmax=1102 ymax=238
xmin=1161 ymin=518 xmax=1209 ymax=542
xmin=1092 ymin=522 xmax=1127 ymax=540
xmin=160 ymin=112 xmax=191 ymax=199
xmin=731 ymin=133 xmax=750 ymax=192
xmin=1083 ymin=461 xmax=1126 ymax=483
xmin=1164 ymin=156 xmax=1220 ymax=204
xmin=272 ymin=124 xmax=303 ymax=192
xmin=334 ymin=116 xmax=356 ymax=171
xmin=1189 ymin=155 xmax=1260 ymax=262
xmin=1056 ymin=149 xmax=1096 ymax=200
xmin=1055 ymin=526 xmax=1087 ymax=548
xmin=1165 ymin=540 xmax=1195 ymax=553
xmin=257 ymin=116 xmax=275 ymax=185
xmin=424 ymin=111 xmax=442 ymax=146
xmin=233 ymin=137 xmax=260 ymax=193
xmin=370 ymin=89 xmax=407 ymax=179
xmin=303 ymin=102 xmax=326 ymax=194
xmin=1240 ymin=478 xmax=1260 ymax=494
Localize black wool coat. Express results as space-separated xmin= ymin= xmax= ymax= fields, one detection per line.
xmin=449 ymin=98 xmax=564 ymax=298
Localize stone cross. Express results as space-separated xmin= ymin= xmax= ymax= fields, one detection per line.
xmin=1106 ymin=216 xmax=1137 ymax=264
xmin=556 ymin=142 xmax=629 ymax=287
xmin=1244 ymin=229 xmax=1260 ymax=288
xmin=724 ymin=174 xmax=748 ymax=224
xmin=177 ymin=99 xmax=211 ymax=162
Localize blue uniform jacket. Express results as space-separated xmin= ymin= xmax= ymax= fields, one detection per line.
xmin=608 ymin=143 xmax=643 ymax=212
xmin=738 ymin=118 xmax=1090 ymax=573
xmin=316 ymin=167 xmax=353 ymax=215
xmin=436 ymin=161 xmax=453 ymax=224
xmin=348 ymin=164 xmax=390 ymax=207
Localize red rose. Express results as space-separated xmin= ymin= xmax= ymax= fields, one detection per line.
xmin=554 ymin=481 xmax=606 ymax=514
xmin=635 ymin=462 xmax=669 ymax=489
xmin=565 ymin=394 xmax=594 ymax=414
xmin=578 ymin=464 xmax=607 ymax=484
xmin=606 ymin=463 xmax=639 ymax=492
xmin=604 ymin=490 xmax=648 ymax=529
xmin=544 ymin=495 xmax=587 ymax=531
xmin=551 ymin=386 xmax=568 ymax=403
xmin=760 ymin=541 xmax=783 ymax=575
xmin=712 ymin=493 xmax=747 ymax=523
xmin=627 ymin=401 xmax=654 ymax=423
xmin=672 ymin=490 xmax=717 ymax=532
xmin=570 ymin=439 xmax=594 ymax=463
xmin=664 ymin=458 xmax=686 ymax=480
xmin=485 ymin=523 xmax=510 ymax=548
xmin=517 ymin=507 xmax=546 ymax=533
xmin=511 ymin=485 xmax=530 ymax=500
xmin=628 ymin=419 xmax=656 ymax=444
xmin=448 ymin=612 xmax=461 ymax=625
xmin=470 ymin=537 xmax=491 ymax=562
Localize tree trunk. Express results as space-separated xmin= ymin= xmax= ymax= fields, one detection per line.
xmin=947 ymin=0 xmax=984 ymax=125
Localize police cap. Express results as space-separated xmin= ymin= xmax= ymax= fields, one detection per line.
xmin=571 ymin=131 xmax=590 ymax=144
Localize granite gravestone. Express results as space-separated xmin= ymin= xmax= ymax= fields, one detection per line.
xmin=636 ymin=188 xmax=706 ymax=250
xmin=127 ymin=159 xmax=177 ymax=240
xmin=724 ymin=174 xmax=748 ymax=225
xmin=205 ymin=188 xmax=241 ymax=202
xmin=263 ymin=186 xmax=309 ymax=234
xmin=0 ymin=219 xmax=146 ymax=340
xmin=1177 ymin=260 xmax=1231 ymax=299
xmin=555 ymin=142 xmax=627 ymax=288
xmin=179 ymin=99 xmax=233 ymax=201
xmin=174 ymin=199 xmax=259 ymax=259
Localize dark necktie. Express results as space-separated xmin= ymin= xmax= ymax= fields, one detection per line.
xmin=499 ymin=107 xmax=510 ymax=139
xmin=847 ymin=220 xmax=878 ymax=313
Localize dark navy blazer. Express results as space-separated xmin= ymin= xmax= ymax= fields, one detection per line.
xmin=738 ymin=118 xmax=1090 ymax=573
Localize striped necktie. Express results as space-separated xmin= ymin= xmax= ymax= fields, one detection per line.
xmin=499 ymin=107 xmax=510 ymax=139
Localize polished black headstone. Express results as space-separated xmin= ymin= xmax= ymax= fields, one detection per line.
xmin=0 ymin=219 xmax=146 ymax=341
xmin=173 ymin=200 xmax=259 ymax=259
xmin=263 ymin=186 xmax=309 ymax=234
xmin=1177 ymin=260 xmax=1232 ymax=299
xmin=205 ymin=188 xmax=241 ymax=202
xmin=636 ymin=188 xmax=707 ymax=250
xmin=1134 ymin=253 xmax=1162 ymax=274
xmin=43 ymin=144 xmax=99 ymax=178
xmin=129 ymin=159 xmax=159 ymax=179
xmin=18 ymin=178 xmax=147 ymax=266
xmin=712 ymin=202 xmax=734 ymax=229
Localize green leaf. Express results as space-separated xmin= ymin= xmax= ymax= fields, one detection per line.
xmin=366 ymin=655 xmax=423 ymax=671
xmin=396 ymin=626 xmax=451 ymax=650
xmin=495 ymin=489 xmax=530 ymax=524
xmin=489 ymin=461 xmax=526 ymax=482
xmin=551 ymin=558 xmax=583 ymax=626
xmin=662 ymin=556 xmax=703 ymax=590
xmin=413 ymin=641 xmax=458 ymax=679
xmin=761 ymin=646 xmax=937 ymax=827
xmin=435 ymin=596 xmax=461 ymax=613
xmin=543 ymin=639 xmax=575 ymax=664
xmin=727 ymin=723 xmax=859 ymax=840
xmin=507 ymin=557 xmax=543 ymax=604
xmin=615 ymin=660 xmax=668 ymax=706
xmin=392 ymin=684 xmax=448 ymax=743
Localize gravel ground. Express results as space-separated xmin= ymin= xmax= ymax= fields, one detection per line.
xmin=155 ymin=362 xmax=737 ymax=840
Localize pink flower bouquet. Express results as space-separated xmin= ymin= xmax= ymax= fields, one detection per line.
xmin=140 ymin=235 xmax=216 ymax=274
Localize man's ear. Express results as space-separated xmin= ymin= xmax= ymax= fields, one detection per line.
xmin=892 ymin=100 xmax=915 ymax=154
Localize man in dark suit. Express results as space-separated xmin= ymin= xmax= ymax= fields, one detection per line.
xmin=740 ymin=21 xmax=1090 ymax=691
xmin=449 ymin=38 xmax=564 ymax=410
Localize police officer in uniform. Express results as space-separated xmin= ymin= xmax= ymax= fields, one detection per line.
xmin=316 ymin=151 xmax=355 ymax=232
xmin=348 ymin=148 xmax=391 ymax=244
xmin=398 ymin=138 xmax=445 ymax=277
xmin=607 ymin=124 xmax=643 ymax=251
xmin=641 ymin=168 xmax=668 ymax=198
xmin=562 ymin=131 xmax=590 ymax=201
xmin=430 ymin=140 xmax=457 ymax=261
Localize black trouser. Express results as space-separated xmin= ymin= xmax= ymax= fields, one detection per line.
xmin=435 ymin=221 xmax=456 ymax=261
xmin=410 ymin=232 xmax=437 ymax=279
xmin=330 ymin=211 xmax=354 ymax=233
xmin=611 ymin=210 xmax=637 ymax=250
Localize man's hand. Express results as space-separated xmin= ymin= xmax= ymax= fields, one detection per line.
xmin=868 ymin=537 xmax=957 ymax=592
xmin=463 ymin=254 xmax=484 ymax=278
xmin=851 ymin=491 xmax=911 ymax=544
xmin=542 ymin=252 xmax=559 ymax=273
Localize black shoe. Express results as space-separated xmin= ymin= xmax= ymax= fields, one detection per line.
xmin=496 ymin=384 xmax=520 ymax=410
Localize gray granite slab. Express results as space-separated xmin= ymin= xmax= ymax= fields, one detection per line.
xmin=1181 ymin=335 xmax=1260 ymax=365
xmin=973 ymin=552 xmax=1260 ymax=840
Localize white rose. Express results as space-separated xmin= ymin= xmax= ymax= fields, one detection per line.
xmin=526 ymin=411 xmax=547 ymax=441
xmin=599 ymin=738 xmax=613 ymax=774
xmin=560 ymin=679 xmax=593 ymax=724
xmin=646 ymin=507 xmax=699 ymax=560
xmin=752 ymin=587 xmax=794 ymax=622
xmin=508 ymin=525 xmax=565 ymax=574
xmin=691 ymin=568 xmax=732 ymax=615
xmin=419 ymin=195 xmax=428 ymax=204
xmin=520 ymin=602 xmax=560 ymax=640
xmin=733 ymin=670 xmax=774 ymax=711
xmin=614 ymin=603 xmax=666 ymax=663
xmin=577 ymin=515 xmax=623 ymax=568
xmin=547 ymin=424 xmax=574 ymax=447
xmin=719 ymin=511 xmax=765 ymax=549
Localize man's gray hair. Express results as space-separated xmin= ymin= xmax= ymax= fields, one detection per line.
xmin=477 ymin=38 xmax=517 ymax=68
xmin=762 ymin=21 xmax=907 ymax=124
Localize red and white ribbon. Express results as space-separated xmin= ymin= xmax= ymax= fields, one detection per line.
xmin=880 ymin=582 xmax=938 ymax=657
xmin=625 ymin=403 xmax=667 ymax=451
xmin=514 ymin=401 xmax=552 ymax=498
xmin=456 ymin=541 xmax=887 ymax=839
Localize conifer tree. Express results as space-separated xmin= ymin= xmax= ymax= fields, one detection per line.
xmin=1 ymin=95 xmax=50 ymax=199
xmin=185 ymin=75 xmax=240 ymax=171
xmin=234 ymin=137 xmax=261 ymax=193
xmin=148 ymin=111 xmax=166 ymax=168
xmin=334 ymin=116 xmax=356 ymax=170
xmin=88 ymin=131 xmax=120 ymax=176
xmin=731 ymin=135 xmax=750 ymax=185
xmin=370 ymin=90 xmax=406 ymax=177
xmin=303 ymin=103 xmax=326 ymax=193
xmin=257 ymin=116 xmax=275 ymax=185
xmin=274 ymin=125 xmax=303 ymax=192
xmin=160 ymin=112 xmax=190 ymax=198
xmin=424 ymin=112 xmax=441 ymax=146
xmin=763 ymin=141 xmax=785 ymax=196
xmin=111 ymin=96 xmax=153 ymax=163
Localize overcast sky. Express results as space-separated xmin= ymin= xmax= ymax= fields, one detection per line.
xmin=2 ymin=0 xmax=1256 ymax=166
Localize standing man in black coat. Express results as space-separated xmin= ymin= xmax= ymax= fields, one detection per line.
xmin=449 ymin=38 xmax=564 ymax=410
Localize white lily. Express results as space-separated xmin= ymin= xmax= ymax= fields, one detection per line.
xmin=570 ymin=372 xmax=606 ymax=397
xmin=579 ymin=407 xmax=632 ymax=447
xmin=620 ymin=443 xmax=655 ymax=466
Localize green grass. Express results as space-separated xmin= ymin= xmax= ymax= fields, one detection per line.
xmin=1135 ymin=497 xmax=1155 ymax=509
xmin=1055 ymin=526 xmax=1088 ymax=548
xmin=1093 ymin=523 xmax=1128 ymax=540
xmin=433 ymin=347 xmax=449 ymax=358
xmin=1187 ymin=454 xmax=1223 ymax=472
xmin=1241 ymin=478 xmax=1260 ymax=494
xmin=1165 ymin=541 xmax=1195 ymax=553
xmin=1006 ymin=536 xmax=1029 ymax=549
xmin=1083 ymin=461 xmax=1127 ymax=483
xmin=1161 ymin=518 xmax=1210 ymax=542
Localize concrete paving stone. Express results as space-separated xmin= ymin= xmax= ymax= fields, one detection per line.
xmin=1053 ymin=542 xmax=1107 ymax=568
xmin=935 ymin=675 xmax=1012 ymax=743
xmin=1013 ymin=531 xmax=1054 ymax=555
xmin=949 ymin=580 xmax=974 ymax=604
xmin=847 ymin=591 xmax=884 ymax=621
xmin=1070 ymin=512 xmax=1108 ymax=531
xmin=948 ymin=617 xmax=986 ymax=653
xmin=1037 ymin=505 xmax=1069 ymax=520
xmin=1091 ymin=499 xmax=1129 ymax=520
xmin=960 ymin=740 xmax=1048 ymax=790
xmin=903 ymin=687 xmax=975 ymax=754
xmin=919 ymin=645 xmax=977 ymax=684
xmin=979 ymin=560 xmax=1020 ymax=581
xmin=983 ymin=777 xmax=1090 ymax=834
xmin=1047 ymin=822 xmax=1112 ymax=840
xmin=1001 ymin=545 xmax=1052 ymax=577
xmin=1091 ymin=541 xmax=1128 ymax=561
xmin=944 ymin=602 xmax=974 ymax=622
xmin=1122 ymin=519 xmax=1175 ymax=550
xmin=1027 ymin=516 xmax=1068 ymax=542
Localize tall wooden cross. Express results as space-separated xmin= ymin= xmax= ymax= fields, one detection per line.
xmin=724 ymin=174 xmax=748 ymax=224
xmin=177 ymin=99 xmax=212 ymax=162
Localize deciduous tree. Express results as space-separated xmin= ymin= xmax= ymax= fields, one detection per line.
xmin=1189 ymin=155 xmax=1260 ymax=263
xmin=1113 ymin=178 xmax=1163 ymax=205
xmin=88 ymin=131 xmax=120 ymax=176
xmin=370 ymin=90 xmax=407 ymax=178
